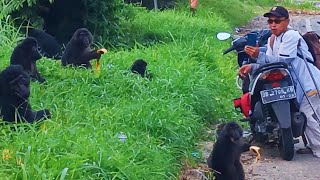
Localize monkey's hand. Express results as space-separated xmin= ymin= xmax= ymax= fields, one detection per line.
xmin=97 ymin=48 xmax=107 ymax=54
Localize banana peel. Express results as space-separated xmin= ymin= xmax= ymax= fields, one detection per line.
xmin=95 ymin=48 xmax=107 ymax=76
xmin=95 ymin=60 xmax=101 ymax=76
xmin=249 ymin=146 xmax=261 ymax=162
xmin=2 ymin=149 xmax=10 ymax=160
xmin=16 ymin=158 xmax=23 ymax=166
xmin=40 ymin=123 xmax=46 ymax=131
xmin=97 ymin=48 xmax=107 ymax=54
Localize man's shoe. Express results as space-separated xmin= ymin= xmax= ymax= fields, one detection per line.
xmin=296 ymin=147 xmax=313 ymax=154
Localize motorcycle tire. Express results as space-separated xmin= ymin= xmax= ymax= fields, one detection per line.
xmin=278 ymin=127 xmax=294 ymax=161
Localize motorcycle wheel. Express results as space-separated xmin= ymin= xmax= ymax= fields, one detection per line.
xmin=278 ymin=127 xmax=294 ymax=161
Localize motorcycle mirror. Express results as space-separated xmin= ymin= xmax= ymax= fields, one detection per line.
xmin=217 ymin=32 xmax=231 ymax=41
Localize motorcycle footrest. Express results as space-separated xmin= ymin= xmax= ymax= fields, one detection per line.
xmin=293 ymin=138 xmax=300 ymax=144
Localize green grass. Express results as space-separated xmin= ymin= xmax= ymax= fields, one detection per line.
xmin=280 ymin=0 xmax=320 ymax=10
xmin=0 ymin=0 xmax=283 ymax=179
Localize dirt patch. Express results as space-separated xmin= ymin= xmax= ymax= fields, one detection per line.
xmin=179 ymin=161 xmax=213 ymax=180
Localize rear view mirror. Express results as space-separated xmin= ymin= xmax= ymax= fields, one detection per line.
xmin=217 ymin=32 xmax=231 ymax=41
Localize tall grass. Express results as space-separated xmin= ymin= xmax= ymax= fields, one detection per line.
xmin=0 ymin=16 xmax=23 ymax=49
xmin=0 ymin=0 xmax=279 ymax=179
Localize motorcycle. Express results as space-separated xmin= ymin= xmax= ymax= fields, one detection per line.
xmin=219 ymin=29 xmax=271 ymax=93
xmin=218 ymin=30 xmax=307 ymax=160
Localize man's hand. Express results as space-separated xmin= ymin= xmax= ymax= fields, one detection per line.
xmin=244 ymin=45 xmax=259 ymax=58
xmin=238 ymin=64 xmax=253 ymax=78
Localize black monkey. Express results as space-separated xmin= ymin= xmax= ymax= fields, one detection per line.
xmin=62 ymin=28 xmax=105 ymax=68
xmin=207 ymin=121 xmax=250 ymax=180
xmin=0 ymin=65 xmax=51 ymax=123
xmin=10 ymin=37 xmax=46 ymax=83
xmin=36 ymin=0 xmax=85 ymax=44
xmin=27 ymin=28 xmax=62 ymax=60
xmin=130 ymin=59 xmax=153 ymax=79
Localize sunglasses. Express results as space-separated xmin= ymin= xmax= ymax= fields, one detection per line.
xmin=267 ymin=19 xmax=286 ymax=24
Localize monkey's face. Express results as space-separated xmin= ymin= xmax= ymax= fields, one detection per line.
xmin=224 ymin=122 xmax=243 ymax=143
xmin=134 ymin=59 xmax=147 ymax=66
xmin=131 ymin=64 xmax=146 ymax=76
xmin=10 ymin=74 xmax=30 ymax=99
xmin=131 ymin=59 xmax=148 ymax=76
xmin=74 ymin=28 xmax=93 ymax=48
xmin=31 ymin=44 xmax=42 ymax=61
xmin=22 ymin=37 xmax=42 ymax=61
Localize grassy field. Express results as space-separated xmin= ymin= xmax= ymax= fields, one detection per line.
xmin=0 ymin=0 xmax=280 ymax=179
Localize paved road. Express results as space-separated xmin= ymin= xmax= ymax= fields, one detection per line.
xmin=290 ymin=15 xmax=320 ymax=35
xmin=244 ymin=138 xmax=320 ymax=180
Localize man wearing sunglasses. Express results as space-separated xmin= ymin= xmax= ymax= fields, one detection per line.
xmin=238 ymin=6 xmax=320 ymax=157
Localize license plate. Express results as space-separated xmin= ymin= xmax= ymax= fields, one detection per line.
xmin=260 ymin=86 xmax=296 ymax=104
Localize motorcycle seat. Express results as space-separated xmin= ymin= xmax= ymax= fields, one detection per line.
xmin=253 ymin=62 xmax=288 ymax=77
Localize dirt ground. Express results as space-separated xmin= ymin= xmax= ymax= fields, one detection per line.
xmin=180 ymin=10 xmax=320 ymax=180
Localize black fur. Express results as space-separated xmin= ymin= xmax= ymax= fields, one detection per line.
xmin=62 ymin=28 xmax=103 ymax=68
xmin=207 ymin=121 xmax=250 ymax=180
xmin=36 ymin=0 xmax=85 ymax=44
xmin=0 ymin=65 xmax=51 ymax=123
xmin=130 ymin=59 xmax=152 ymax=79
xmin=10 ymin=37 xmax=45 ymax=83
xmin=28 ymin=28 xmax=62 ymax=60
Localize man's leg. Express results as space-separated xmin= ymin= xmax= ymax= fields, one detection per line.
xmin=300 ymin=95 xmax=320 ymax=157
xmin=190 ymin=0 xmax=198 ymax=16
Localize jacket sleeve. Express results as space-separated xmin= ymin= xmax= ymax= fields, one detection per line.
xmin=252 ymin=31 xmax=300 ymax=73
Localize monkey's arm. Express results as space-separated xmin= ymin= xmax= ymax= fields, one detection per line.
xmin=30 ymin=63 xmax=45 ymax=83
xmin=237 ymin=138 xmax=251 ymax=152
xmin=32 ymin=109 xmax=51 ymax=122
xmin=79 ymin=50 xmax=102 ymax=63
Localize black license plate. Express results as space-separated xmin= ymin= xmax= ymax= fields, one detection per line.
xmin=260 ymin=86 xmax=296 ymax=104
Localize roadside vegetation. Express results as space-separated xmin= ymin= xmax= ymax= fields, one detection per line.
xmin=0 ymin=0 xmax=300 ymax=179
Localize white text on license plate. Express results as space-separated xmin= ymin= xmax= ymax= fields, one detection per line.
xmin=260 ymin=86 xmax=296 ymax=104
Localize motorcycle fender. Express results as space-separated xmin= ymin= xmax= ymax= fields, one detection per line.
xmin=252 ymin=101 xmax=264 ymax=120
xmin=271 ymin=101 xmax=291 ymax=128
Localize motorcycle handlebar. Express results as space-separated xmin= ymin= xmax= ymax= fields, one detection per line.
xmin=223 ymin=46 xmax=235 ymax=55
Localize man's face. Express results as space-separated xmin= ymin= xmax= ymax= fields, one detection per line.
xmin=267 ymin=16 xmax=289 ymax=36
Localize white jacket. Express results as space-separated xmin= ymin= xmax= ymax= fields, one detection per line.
xmin=252 ymin=29 xmax=320 ymax=105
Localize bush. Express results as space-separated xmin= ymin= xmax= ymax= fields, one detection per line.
xmin=7 ymin=0 xmax=124 ymax=47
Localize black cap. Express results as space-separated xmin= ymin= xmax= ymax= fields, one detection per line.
xmin=263 ymin=6 xmax=289 ymax=19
